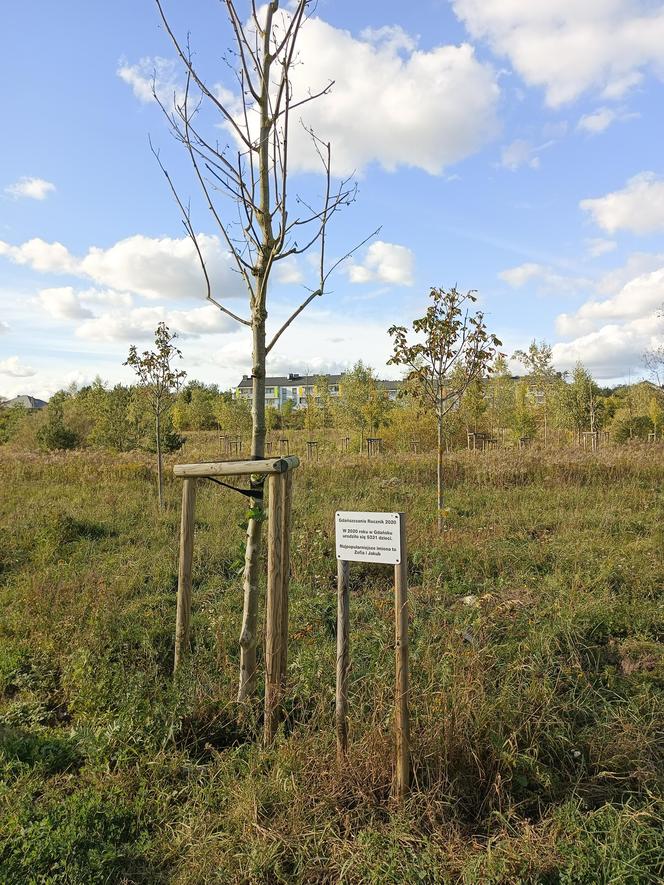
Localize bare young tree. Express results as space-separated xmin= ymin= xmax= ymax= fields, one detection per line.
xmin=388 ymin=287 xmax=502 ymax=532
xmin=152 ymin=0 xmax=373 ymax=699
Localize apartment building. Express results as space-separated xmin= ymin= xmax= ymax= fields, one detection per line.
xmin=235 ymin=372 xmax=401 ymax=408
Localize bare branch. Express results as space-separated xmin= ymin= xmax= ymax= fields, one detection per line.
xmin=155 ymin=0 xmax=253 ymax=149
xmin=266 ymin=226 xmax=380 ymax=354
xmin=276 ymin=81 xmax=334 ymax=117
xmin=322 ymin=226 xmax=381 ymax=288
xmin=224 ymin=1 xmax=262 ymax=103
xmin=180 ymin=69 xmax=258 ymax=297
xmin=149 ymin=136 xmax=251 ymax=327
xmin=265 ymin=287 xmax=322 ymax=354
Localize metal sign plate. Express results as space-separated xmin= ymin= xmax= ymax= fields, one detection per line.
xmin=335 ymin=511 xmax=401 ymax=564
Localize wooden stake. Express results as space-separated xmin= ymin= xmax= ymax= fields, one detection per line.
xmin=336 ymin=558 xmax=350 ymax=762
xmin=264 ymin=472 xmax=284 ymax=744
xmin=394 ymin=513 xmax=410 ymax=800
xmin=279 ymin=469 xmax=294 ymax=684
xmin=174 ymin=477 xmax=197 ymax=674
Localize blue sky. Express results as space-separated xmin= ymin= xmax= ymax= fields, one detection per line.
xmin=1 ymin=0 xmax=663 ymax=398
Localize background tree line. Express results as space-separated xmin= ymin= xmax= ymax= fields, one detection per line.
xmin=2 ymin=353 xmax=662 ymax=454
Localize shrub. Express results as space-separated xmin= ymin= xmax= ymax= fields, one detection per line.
xmin=613 ymin=415 xmax=652 ymax=443
xmin=0 ymin=404 xmax=27 ymax=444
xmin=37 ymin=421 xmax=80 ymax=451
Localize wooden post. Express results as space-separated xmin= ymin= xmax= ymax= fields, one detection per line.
xmin=279 ymin=469 xmax=293 ymax=684
xmin=174 ymin=478 xmax=197 ymax=673
xmin=394 ymin=513 xmax=410 ymax=800
xmin=336 ymin=558 xmax=350 ymax=762
xmin=264 ymin=472 xmax=284 ymax=744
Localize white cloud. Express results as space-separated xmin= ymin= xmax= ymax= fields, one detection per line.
xmin=116 ymin=56 xmax=183 ymax=105
xmin=265 ymin=353 xmax=349 ymax=378
xmin=1 ymin=368 xmax=102 ymax=402
xmin=580 ymin=172 xmax=664 ymax=234
xmin=0 ymin=356 xmax=36 ymax=377
xmin=596 ymin=251 xmax=664 ymax=294
xmin=170 ymin=304 xmax=236 ymax=337
xmin=0 ymin=320 xmax=9 ymax=334
xmin=552 ymin=253 xmax=664 ymax=378
xmin=79 ymin=234 xmax=245 ymax=301
xmin=552 ymin=315 xmax=659 ymax=379
xmin=29 ymin=286 xmax=134 ymax=324
xmin=281 ymin=19 xmax=500 ymax=175
xmin=0 ymin=238 xmax=77 ymax=274
xmin=123 ymin=16 xmax=500 ymax=177
xmin=501 ymin=254 xmax=664 ymax=375
xmin=207 ymin=308 xmax=399 ymax=387
xmin=453 ymin=1 xmax=664 ymax=107
xmin=557 ymin=265 xmax=664 ymax=335
xmin=5 ymin=177 xmax=56 ymax=200
xmin=78 ymin=288 xmax=133 ymax=308
xmin=499 ymin=262 xmax=543 ymax=287
xmin=347 ymin=241 xmax=414 ymax=286
xmin=273 ymin=257 xmax=304 ymax=285
xmin=37 ymin=287 xmax=94 ymax=320
xmin=585 ymin=238 xmax=616 ymax=258
xmin=500 ymin=139 xmax=540 ymax=170
xmin=359 ymin=25 xmax=417 ymax=54
xmin=0 ymin=233 xmax=245 ymax=302
xmin=499 ymin=262 xmax=588 ymax=294
xmin=75 ymin=303 xmax=235 ymax=342
xmin=577 ymin=106 xmax=637 ymax=134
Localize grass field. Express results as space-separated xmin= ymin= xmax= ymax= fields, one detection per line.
xmin=0 ymin=441 xmax=663 ymax=883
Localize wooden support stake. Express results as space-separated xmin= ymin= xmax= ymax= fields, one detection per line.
xmin=264 ymin=472 xmax=284 ymax=745
xmin=394 ymin=514 xmax=410 ymax=800
xmin=174 ymin=455 xmax=299 ymax=478
xmin=174 ymin=478 xmax=197 ymax=674
xmin=336 ymin=558 xmax=350 ymax=762
xmin=279 ymin=469 xmax=293 ymax=684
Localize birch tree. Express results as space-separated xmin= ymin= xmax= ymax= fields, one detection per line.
xmin=125 ymin=322 xmax=186 ymax=510
xmin=388 ymin=287 xmax=501 ymax=531
xmin=486 ymin=354 xmax=514 ymax=439
xmin=336 ymin=362 xmax=388 ymax=452
xmin=564 ymin=362 xmax=600 ymax=442
xmin=513 ymin=339 xmax=559 ymax=445
xmin=152 ymin=0 xmax=372 ymax=699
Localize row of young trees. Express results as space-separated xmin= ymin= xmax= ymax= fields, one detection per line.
xmin=168 ymin=352 xmax=664 ymax=450
xmin=4 ymin=345 xmax=660 ymax=457
xmin=171 ymin=361 xmax=393 ymax=442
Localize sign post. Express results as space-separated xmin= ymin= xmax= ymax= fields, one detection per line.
xmin=335 ymin=510 xmax=410 ymax=800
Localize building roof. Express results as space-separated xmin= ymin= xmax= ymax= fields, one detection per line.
xmin=236 ymin=373 xmax=401 ymax=389
xmin=0 ymin=394 xmax=48 ymax=410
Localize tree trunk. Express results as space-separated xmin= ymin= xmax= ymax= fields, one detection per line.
xmin=156 ymin=411 xmax=163 ymax=511
xmin=237 ymin=4 xmax=275 ymax=702
xmin=237 ymin=315 xmax=267 ymax=701
xmin=436 ymin=412 xmax=444 ymax=532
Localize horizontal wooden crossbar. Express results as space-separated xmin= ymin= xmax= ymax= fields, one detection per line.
xmin=173 ymin=455 xmax=300 ymax=478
